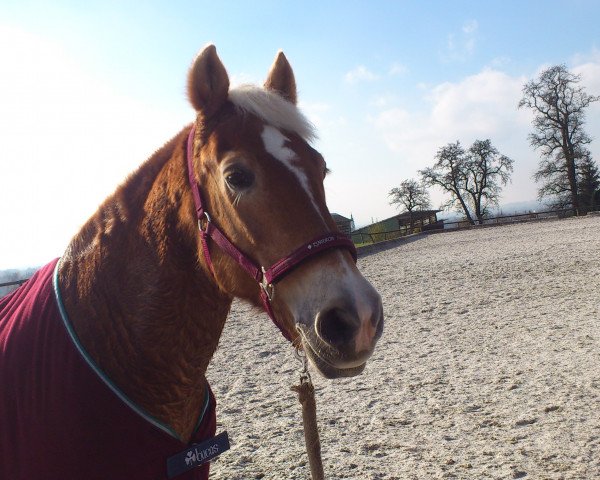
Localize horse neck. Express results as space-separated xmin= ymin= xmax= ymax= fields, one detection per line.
xmin=58 ymin=127 xmax=232 ymax=441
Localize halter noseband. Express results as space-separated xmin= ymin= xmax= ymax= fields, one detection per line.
xmin=186 ymin=125 xmax=357 ymax=342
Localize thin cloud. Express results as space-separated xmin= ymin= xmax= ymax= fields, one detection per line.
xmin=442 ymin=19 xmax=479 ymax=62
xmin=571 ymin=48 xmax=600 ymax=95
xmin=570 ymin=46 xmax=600 ymax=65
xmin=299 ymin=100 xmax=346 ymax=130
xmin=489 ymin=56 xmax=512 ymax=68
xmin=369 ymin=93 xmax=400 ymax=109
xmin=372 ymin=68 xmax=528 ymax=156
xmin=370 ymin=68 xmax=533 ymax=205
xmin=344 ymin=62 xmax=407 ymax=86
xmin=344 ymin=65 xmax=379 ymax=84
xmin=462 ymin=19 xmax=479 ymax=34
xmin=388 ymin=62 xmax=408 ymax=77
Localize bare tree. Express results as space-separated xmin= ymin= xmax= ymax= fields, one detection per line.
xmin=464 ymin=139 xmax=514 ymax=224
xmin=388 ymin=179 xmax=431 ymax=212
xmin=420 ymin=141 xmax=474 ymax=224
xmin=420 ymin=140 xmax=513 ymax=224
xmin=388 ymin=179 xmax=431 ymax=231
xmin=518 ymin=65 xmax=599 ymax=214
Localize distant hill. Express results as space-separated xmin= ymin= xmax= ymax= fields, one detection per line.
xmin=491 ymin=200 xmax=548 ymax=215
xmin=438 ymin=199 xmax=548 ymax=222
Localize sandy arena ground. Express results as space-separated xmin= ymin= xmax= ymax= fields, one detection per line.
xmin=207 ymin=216 xmax=600 ymax=479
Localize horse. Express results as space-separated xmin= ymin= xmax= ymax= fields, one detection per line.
xmin=0 ymin=45 xmax=383 ymax=479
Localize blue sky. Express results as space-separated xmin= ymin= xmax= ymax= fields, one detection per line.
xmin=2 ymin=0 xmax=600 ymax=268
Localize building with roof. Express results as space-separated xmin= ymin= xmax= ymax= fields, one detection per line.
xmin=331 ymin=213 xmax=354 ymax=235
xmin=351 ymin=210 xmax=443 ymax=244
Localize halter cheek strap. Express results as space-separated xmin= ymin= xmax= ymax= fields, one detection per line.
xmin=186 ymin=125 xmax=357 ymax=342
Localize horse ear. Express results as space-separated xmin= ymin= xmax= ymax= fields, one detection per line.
xmin=264 ymin=51 xmax=297 ymax=105
xmin=188 ymin=44 xmax=230 ymax=117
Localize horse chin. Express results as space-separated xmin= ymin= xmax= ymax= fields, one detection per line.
xmin=302 ymin=339 xmax=367 ymax=379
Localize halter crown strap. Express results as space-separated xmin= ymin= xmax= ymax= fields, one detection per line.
xmin=186 ymin=125 xmax=357 ymax=342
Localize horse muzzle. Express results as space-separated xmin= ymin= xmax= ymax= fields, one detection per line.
xmin=298 ymin=297 xmax=384 ymax=379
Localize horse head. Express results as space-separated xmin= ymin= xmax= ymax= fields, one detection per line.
xmin=187 ymin=45 xmax=383 ymax=378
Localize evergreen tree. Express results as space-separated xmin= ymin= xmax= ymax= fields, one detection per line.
xmin=578 ymin=154 xmax=600 ymax=213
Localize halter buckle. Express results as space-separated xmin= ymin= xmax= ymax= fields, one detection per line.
xmin=197 ymin=211 xmax=211 ymax=232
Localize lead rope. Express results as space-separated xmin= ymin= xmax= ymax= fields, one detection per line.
xmin=291 ymin=348 xmax=325 ymax=480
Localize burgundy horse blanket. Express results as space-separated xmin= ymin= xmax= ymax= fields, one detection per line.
xmin=0 ymin=259 xmax=220 ymax=480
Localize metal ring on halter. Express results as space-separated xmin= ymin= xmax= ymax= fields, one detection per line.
xmin=260 ymin=267 xmax=275 ymax=301
xmin=197 ymin=211 xmax=211 ymax=232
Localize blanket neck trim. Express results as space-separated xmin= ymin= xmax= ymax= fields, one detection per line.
xmin=52 ymin=260 xmax=210 ymax=443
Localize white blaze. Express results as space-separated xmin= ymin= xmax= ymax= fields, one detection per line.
xmin=261 ymin=125 xmax=323 ymax=219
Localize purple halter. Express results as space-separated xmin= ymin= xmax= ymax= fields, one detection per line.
xmin=186 ymin=125 xmax=357 ymax=342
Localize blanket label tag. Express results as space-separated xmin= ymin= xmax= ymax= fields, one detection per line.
xmin=167 ymin=431 xmax=230 ymax=479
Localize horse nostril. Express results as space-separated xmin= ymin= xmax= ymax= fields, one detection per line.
xmin=317 ymin=308 xmax=358 ymax=347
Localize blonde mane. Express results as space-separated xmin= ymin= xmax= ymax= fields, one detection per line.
xmin=228 ymin=85 xmax=317 ymax=142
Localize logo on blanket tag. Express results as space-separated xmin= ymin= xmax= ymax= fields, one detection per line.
xmin=167 ymin=431 xmax=230 ymax=479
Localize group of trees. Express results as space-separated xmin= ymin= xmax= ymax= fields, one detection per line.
xmin=421 ymin=139 xmax=514 ymax=224
xmin=389 ymin=139 xmax=514 ymax=225
xmin=390 ymin=64 xmax=600 ymax=222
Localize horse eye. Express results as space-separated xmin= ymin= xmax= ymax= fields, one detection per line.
xmin=225 ymin=168 xmax=254 ymax=189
